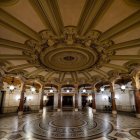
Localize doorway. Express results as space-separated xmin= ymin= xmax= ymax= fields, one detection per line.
xmin=63 ymin=96 xmax=73 ymax=107
xmin=82 ymin=96 xmax=87 ymax=108
xmin=46 ymin=96 xmax=54 ymax=107
xmin=0 ymin=91 xmax=5 ymax=114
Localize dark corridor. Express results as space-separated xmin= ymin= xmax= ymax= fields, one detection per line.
xmin=46 ymin=96 xmax=54 ymax=106
xmin=63 ymin=96 xmax=73 ymax=106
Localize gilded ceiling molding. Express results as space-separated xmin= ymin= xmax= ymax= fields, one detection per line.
xmin=59 ymin=72 xmax=65 ymax=82
xmin=29 ymin=0 xmax=64 ymax=35
xmin=110 ymin=55 xmax=140 ymax=60
xmin=0 ymin=38 xmax=30 ymax=51
xmin=124 ymin=60 xmax=140 ymax=72
xmin=107 ymin=39 xmax=140 ymax=50
xmin=0 ymin=0 xmax=19 ymax=7
xmin=78 ymin=0 xmax=113 ymax=35
xmin=78 ymin=0 xmax=106 ymax=35
xmin=71 ymin=72 xmax=78 ymax=82
xmin=81 ymin=72 xmax=92 ymax=81
xmin=0 ymin=9 xmax=41 ymax=41
xmin=25 ymin=68 xmax=45 ymax=78
xmin=99 ymin=10 xmax=140 ymax=41
xmin=93 ymin=69 xmax=108 ymax=78
xmin=0 ymin=55 xmax=32 ymax=60
xmin=44 ymin=72 xmax=55 ymax=81
xmin=103 ymin=63 xmax=128 ymax=72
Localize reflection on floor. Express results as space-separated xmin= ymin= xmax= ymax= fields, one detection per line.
xmin=0 ymin=108 xmax=140 ymax=140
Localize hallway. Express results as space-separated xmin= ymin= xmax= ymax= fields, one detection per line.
xmin=0 ymin=108 xmax=140 ymax=140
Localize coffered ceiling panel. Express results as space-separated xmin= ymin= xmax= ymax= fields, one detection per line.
xmin=115 ymin=47 xmax=140 ymax=55
xmin=1 ymin=0 xmax=46 ymax=32
xmin=100 ymin=67 xmax=113 ymax=73
xmin=0 ymin=25 xmax=27 ymax=43
xmin=112 ymin=24 xmax=140 ymax=43
xmin=110 ymin=60 xmax=129 ymax=66
xmin=23 ymin=67 xmax=37 ymax=73
xmin=58 ymin=0 xmax=85 ymax=26
xmin=38 ymin=71 xmax=48 ymax=76
xmin=0 ymin=47 xmax=22 ymax=55
xmin=94 ymin=0 xmax=139 ymax=32
xmin=8 ymin=60 xmax=28 ymax=66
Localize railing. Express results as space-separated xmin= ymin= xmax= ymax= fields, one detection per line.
xmin=96 ymin=105 xmax=135 ymax=112
xmin=1 ymin=105 xmax=40 ymax=113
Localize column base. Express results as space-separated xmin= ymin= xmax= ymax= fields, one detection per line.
xmin=39 ymin=109 xmax=43 ymax=113
xmin=136 ymin=113 xmax=140 ymax=118
xmin=75 ymin=108 xmax=78 ymax=111
xmin=112 ymin=110 xmax=117 ymax=115
xmin=92 ymin=109 xmax=96 ymax=113
xmin=57 ymin=109 xmax=61 ymax=112
xmin=18 ymin=111 xmax=23 ymax=116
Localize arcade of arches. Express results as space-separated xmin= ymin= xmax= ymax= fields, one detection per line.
xmin=0 ymin=0 xmax=140 ymax=139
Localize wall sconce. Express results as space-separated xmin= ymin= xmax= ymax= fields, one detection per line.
xmin=15 ymin=95 xmax=20 ymax=101
xmin=100 ymin=87 xmax=104 ymax=92
xmin=31 ymin=83 xmax=36 ymax=93
xmin=49 ymin=85 xmax=53 ymax=93
xmin=82 ymin=86 xmax=86 ymax=93
xmin=88 ymin=95 xmax=92 ymax=101
xmin=8 ymin=77 xmax=16 ymax=93
xmin=121 ymin=85 xmax=126 ymax=90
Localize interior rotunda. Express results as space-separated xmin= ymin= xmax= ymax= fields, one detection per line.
xmin=0 ymin=0 xmax=140 ymax=139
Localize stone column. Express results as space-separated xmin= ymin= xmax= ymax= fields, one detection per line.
xmin=92 ymin=86 xmax=96 ymax=113
xmin=57 ymin=85 xmax=62 ymax=111
xmin=74 ymin=84 xmax=78 ymax=111
xmin=134 ymin=88 xmax=140 ymax=118
xmin=0 ymin=76 xmax=3 ymax=91
xmin=110 ymin=82 xmax=117 ymax=115
xmin=18 ymin=82 xmax=26 ymax=115
xmin=132 ymin=72 xmax=140 ymax=118
xmin=39 ymin=85 xmax=44 ymax=113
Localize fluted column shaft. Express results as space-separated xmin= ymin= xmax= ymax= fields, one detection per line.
xmin=18 ymin=83 xmax=26 ymax=115
xmin=57 ymin=85 xmax=61 ymax=111
xmin=92 ymin=87 xmax=96 ymax=113
xmin=134 ymin=89 xmax=140 ymax=114
xmin=110 ymin=82 xmax=117 ymax=115
xmin=75 ymin=84 xmax=78 ymax=111
xmin=39 ymin=85 xmax=45 ymax=113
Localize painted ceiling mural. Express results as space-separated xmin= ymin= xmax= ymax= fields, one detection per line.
xmin=0 ymin=0 xmax=140 ymax=85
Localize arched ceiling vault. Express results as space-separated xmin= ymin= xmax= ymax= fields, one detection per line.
xmin=0 ymin=0 xmax=140 ymax=85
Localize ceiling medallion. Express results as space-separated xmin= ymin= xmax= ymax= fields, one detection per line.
xmin=24 ymin=26 xmax=115 ymax=73
xmin=63 ymin=56 xmax=75 ymax=61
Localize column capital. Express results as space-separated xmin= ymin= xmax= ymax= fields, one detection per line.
xmin=132 ymin=72 xmax=140 ymax=90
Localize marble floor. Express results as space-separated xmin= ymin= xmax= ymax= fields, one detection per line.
xmin=0 ymin=108 xmax=140 ymax=140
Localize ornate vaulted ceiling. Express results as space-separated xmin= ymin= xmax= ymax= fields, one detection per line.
xmin=0 ymin=0 xmax=140 ymax=85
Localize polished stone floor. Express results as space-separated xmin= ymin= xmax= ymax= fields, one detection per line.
xmin=0 ymin=108 xmax=140 ymax=140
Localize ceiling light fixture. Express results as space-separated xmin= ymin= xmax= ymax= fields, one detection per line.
xmin=83 ymin=87 xmax=86 ymax=93
xmin=49 ymin=85 xmax=53 ymax=93
xmin=100 ymin=87 xmax=104 ymax=92
xmin=31 ymin=83 xmax=36 ymax=92
xmin=121 ymin=85 xmax=126 ymax=90
xmin=9 ymin=77 xmax=15 ymax=92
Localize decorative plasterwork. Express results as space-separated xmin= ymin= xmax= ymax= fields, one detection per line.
xmin=0 ymin=1 xmax=140 ymax=85
xmin=24 ymin=26 xmax=115 ymax=73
